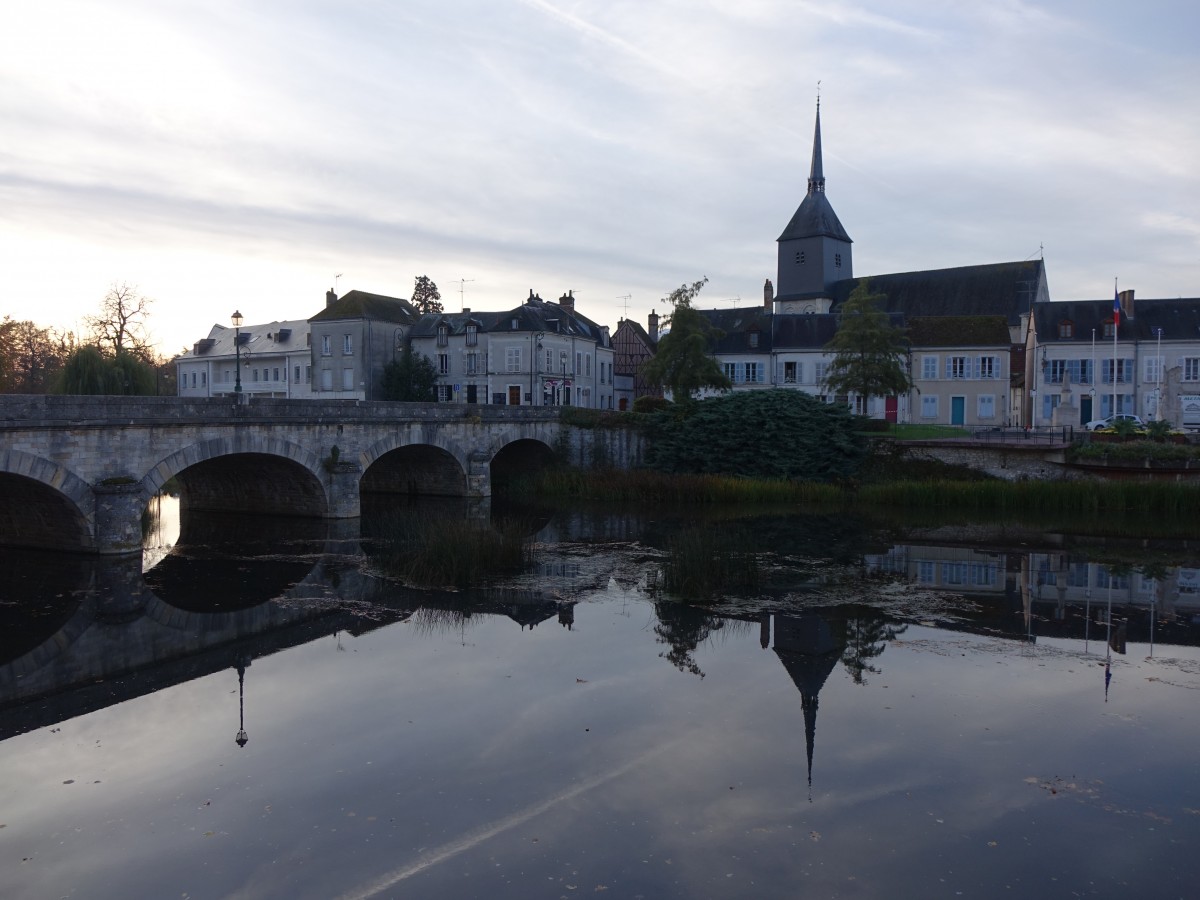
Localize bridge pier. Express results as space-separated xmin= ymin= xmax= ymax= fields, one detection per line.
xmin=94 ymin=481 xmax=146 ymax=556
xmin=326 ymin=463 xmax=362 ymax=518
xmin=467 ymin=451 xmax=492 ymax=498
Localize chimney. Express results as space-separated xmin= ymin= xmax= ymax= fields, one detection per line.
xmin=558 ymin=290 xmax=575 ymax=311
xmin=1119 ymin=289 xmax=1135 ymax=320
xmin=326 ymin=289 xmax=337 ymax=308
xmin=764 ymin=278 xmax=774 ymax=312
xmin=648 ymin=308 xmax=660 ymax=343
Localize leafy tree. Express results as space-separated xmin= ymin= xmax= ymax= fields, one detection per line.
xmin=822 ymin=279 xmax=910 ymax=410
xmin=411 ymin=275 xmax=443 ymax=316
xmin=645 ymin=389 xmax=867 ymax=481
xmin=640 ymin=277 xmax=730 ymax=402
xmin=0 ymin=317 xmax=72 ymax=393
xmin=382 ymin=344 xmax=439 ymax=401
xmin=86 ymin=282 xmax=155 ymax=360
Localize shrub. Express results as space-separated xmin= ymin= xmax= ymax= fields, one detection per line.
xmin=644 ymin=389 xmax=868 ymax=482
xmin=633 ymin=395 xmax=671 ymax=414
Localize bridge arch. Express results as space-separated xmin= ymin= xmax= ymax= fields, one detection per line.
xmin=142 ymin=437 xmax=330 ymax=516
xmin=0 ymin=449 xmax=95 ymax=551
xmin=360 ymin=434 xmax=471 ymax=496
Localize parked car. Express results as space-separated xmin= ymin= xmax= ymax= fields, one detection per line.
xmin=1085 ymin=413 xmax=1145 ymax=431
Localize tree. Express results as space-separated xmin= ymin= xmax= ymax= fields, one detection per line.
xmin=381 ymin=344 xmax=439 ymax=401
xmin=639 ymin=277 xmax=730 ymax=402
xmin=0 ymin=317 xmax=72 ymax=393
xmin=411 ymin=275 xmax=443 ymax=316
xmin=822 ymin=279 xmax=910 ymax=411
xmin=86 ymin=282 xmax=154 ymax=360
xmin=56 ymin=346 xmax=158 ymax=395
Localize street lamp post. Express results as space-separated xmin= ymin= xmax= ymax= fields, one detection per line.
xmin=231 ymin=310 xmax=243 ymax=396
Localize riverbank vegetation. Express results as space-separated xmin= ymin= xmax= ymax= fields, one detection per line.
xmin=378 ymin=515 xmax=533 ymax=588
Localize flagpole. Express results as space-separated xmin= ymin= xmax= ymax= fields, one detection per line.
xmin=1112 ymin=278 xmax=1119 ymax=419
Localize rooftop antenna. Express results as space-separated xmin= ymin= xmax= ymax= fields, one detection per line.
xmin=723 ymin=296 xmax=742 ymax=309
xmin=616 ymin=294 xmax=632 ymax=320
xmin=451 ymin=278 xmax=475 ymax=311
xmin=334 ymin=273 xmax=342 ymax=294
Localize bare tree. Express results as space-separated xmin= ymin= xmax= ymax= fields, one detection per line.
xmin=86 ymin=282 xmax=155 ymax=360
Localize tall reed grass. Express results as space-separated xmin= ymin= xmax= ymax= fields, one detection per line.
xmin=661 ymin=526 xmax=759 ymax=601
xmin=382 ymin=516 xmax=534 ymax=588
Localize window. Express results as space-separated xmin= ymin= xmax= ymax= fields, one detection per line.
xmin=342 ymin=368 xmax=354 ymax=390
xmin=1101 ymin=359 xmax=1133 ymax=384
xmin=438 ymin=353 xmax=450 ymax=375
xmin=1048 ymin=359 xmax=1067 ymax=384
xmin=1145 ymin=356 xmax=1164 ymax=383
xmin=506 ymin=348 xmax=522 ymax=373
xmin=546 ymin=349 xmax=553 ymax=371
xmin=1058 ymin=321 xmax=1073 ymax=339
xmin=437 ymin=385 xmax=453 ymax=402
xmin=191 ymin=372 xmax=196 ymax=387
xmin=576 ymin=352 xmax=582 ymax=374
xmin=947 ymin=356 xmax=967 ymax=379
xmin=724 ymin=362 xmax=738 ymax=383
xmin=921 ymin=395 xmax=938 ymax=418
xmin=745 ymin=362 xmax=762 ymax=383
xmin=978 ymin=394 xmax=995 ymax=418
xmin=748 ymin=332 xmax=759 ymax=349
xmin=511 ymin=318 xmax=519 ymax=330
xmin=796 ymin=250 xmax=805 ymax=265
xmin=978 ymin=356 xmax=997 ymax=379
xmin=917 ymin=561 xmax=936 ymax=584
xmin=465 ymin=324 xmax=478 ymax=346
xmin=252 ymin=368 xmax=259 ymax=382
xmin=321 ymin=369 xmax=333 ymax=390
xmin=1102 ymin=320 xmax=1115 ymax=339
xmin=437 ymin=325 xmax=449 ymax=347
xmin=343 ymin=334 xmax=353 ymax=355
xmin=969 ymin=563 xmax=997 ymax=586
xmin=465 ymin=352 xmax=478 ymax=375
xmin=201 ymin=372 xmax=206 ymax=386
xmin=294 ymin=366 xmax=301 ymax=383
xmin=1185 ymin=358 xmax=1200 ymax=382
xmin=585 ymin=354 xmax=591 ymax=376
xmin=834 ymin=253 xmax=842 ymax=268
xmin=321 ymin=335 xmax=331 ymax=356
xmin=274 ymin=368 xmax=280 ymax=382
xmin=921 ymin=356 xmax=938 ymax=380
xmin=941 ymin=563 xmax=967 ymax=585
xmin=814 ymin=361 xmax=829 ymax=385
xmin=305 ymin=365 xmax=312 ymax=384
xmin=784 ymin=361 xmax=798 ymax=384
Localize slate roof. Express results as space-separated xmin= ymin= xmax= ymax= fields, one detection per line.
xmin=832 ymin=260 xmax=1045 ymax=326
xmin=179 ymin=319 xmax=310 ymax=359
xmin=907 ymin=315 xmax=1010 ymax=348
xmin=770 ymin=313 xmax=841 ymax=350
xmin=696 ymin=307 xmax=774 ymax=353
xmin=309 ymin=290 xmax=417 ymax=324
xmin=409 ymin=293 xmax=611 ymax=346
xmin=1034 ymin=297 xmax=1200 ymax=343
xmin=777 ymin=191 xmax=853 ymax=243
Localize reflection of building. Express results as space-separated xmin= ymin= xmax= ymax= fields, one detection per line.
xmin=767 ymin=613 xmax=846 ymax=794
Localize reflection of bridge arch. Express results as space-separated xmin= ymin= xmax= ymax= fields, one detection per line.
xmin=0 ymin=450 xmax=95 ymax=551
xmin=489 ymin=437 xmax=557 ymax=487
xmin=144 ymin=438 xmax=329 ymax=516
xmin=361 ymin=435 xmax=470 ymax=496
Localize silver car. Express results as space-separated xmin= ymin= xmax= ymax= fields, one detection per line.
xmin=1084 ymin=413 xmax=1145 ymax=431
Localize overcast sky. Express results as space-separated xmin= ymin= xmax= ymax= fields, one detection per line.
xmin=3 ymin=1 xmax=1197 ymax=356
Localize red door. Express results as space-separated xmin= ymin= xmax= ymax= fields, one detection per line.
xmin=885 ymin=396 xmax=898 ymax=423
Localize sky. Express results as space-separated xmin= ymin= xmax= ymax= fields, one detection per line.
xmin=3 ymin=0 xmax=1198 ymax=357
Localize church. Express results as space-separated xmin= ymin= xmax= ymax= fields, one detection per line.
xmin=698 ymin=99 xmax=1051 ymax=427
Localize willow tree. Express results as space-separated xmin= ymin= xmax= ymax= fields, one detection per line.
xmin=822 ymin=279 xmax=909 ymax=410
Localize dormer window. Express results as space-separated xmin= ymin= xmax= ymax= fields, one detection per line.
xmin=1058 ymin=321 xmax=1073 ymax=339
xmin=1102 ymin=320 xmax=1115 ymax=339
xmin=511 ymin=318 xmax=519 ymax=330
xmin=748 ymin=332 xmax=759 ymax=349
xmin=465 ymin=324 xmax=478 ymax=346
xmin=437 ymin=324 xmax=449 ymax=347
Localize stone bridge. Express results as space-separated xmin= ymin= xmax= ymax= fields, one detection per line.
xmin=0 ymin=395 xmax=642 ymax=554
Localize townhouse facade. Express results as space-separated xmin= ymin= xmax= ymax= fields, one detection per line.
xmin=407 ymin=291 xmax=615 ymax=408
xmin=176 ymin=319 xmax=315 ymax=399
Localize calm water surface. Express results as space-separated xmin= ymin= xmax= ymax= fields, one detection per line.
xmin=1 ymin=499 xmax=1198 ymax=899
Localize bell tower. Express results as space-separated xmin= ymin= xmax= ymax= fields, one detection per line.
xmin=775 ymin=97 xmax=853 ymax=312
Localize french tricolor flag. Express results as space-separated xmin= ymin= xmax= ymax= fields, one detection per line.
xmin=1113 ymin=289 xmax=1121 ymax=329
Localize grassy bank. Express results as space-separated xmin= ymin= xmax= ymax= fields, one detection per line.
xmin=514 ymin=468 xmax=1200 ymax=518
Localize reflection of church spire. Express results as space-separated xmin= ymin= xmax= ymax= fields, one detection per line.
xmin=771 ymin=614 xmax=846 ymax=800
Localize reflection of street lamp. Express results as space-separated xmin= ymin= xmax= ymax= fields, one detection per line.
xmin=232 ymin=310 xmax=244 ymax=395
xmin=235 ymin=659 xmax=250 ymax=748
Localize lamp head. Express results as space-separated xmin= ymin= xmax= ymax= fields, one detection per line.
xmin=231 ymin=311 xmax=243 ymax=328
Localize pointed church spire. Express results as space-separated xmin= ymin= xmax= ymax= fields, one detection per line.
xmin=808 ymin=95 xmax=825 ymax=195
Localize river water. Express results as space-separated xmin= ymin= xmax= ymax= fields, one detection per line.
xmin=1 ymin=497 xmax=1198 ymax=899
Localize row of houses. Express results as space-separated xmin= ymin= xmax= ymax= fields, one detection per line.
xmin=178 ymin=101 xmax=1199 ymax=428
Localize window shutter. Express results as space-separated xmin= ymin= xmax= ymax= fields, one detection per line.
xmin=944 ymin=358 xmax=952 ymax=378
